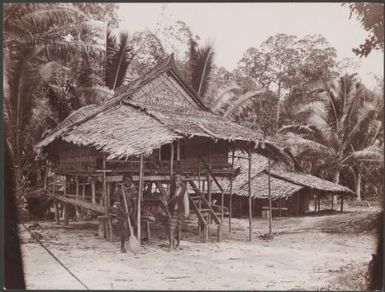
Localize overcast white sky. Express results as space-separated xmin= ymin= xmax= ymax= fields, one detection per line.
xmin=117 ymin=3 xmax=383 ymax=88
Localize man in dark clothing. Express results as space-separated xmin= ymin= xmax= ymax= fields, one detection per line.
xmin=112 ymin=174 xmax=138 ymax=253
xmin=167 ymin=173 xmax=189 ymax=249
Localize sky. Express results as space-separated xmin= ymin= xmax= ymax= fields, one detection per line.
xmin=117 ymin=3 xmax=383 ymax=88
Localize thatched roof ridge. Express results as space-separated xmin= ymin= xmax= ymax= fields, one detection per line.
xmin=268 ymin=170 xmax=355 ymax=195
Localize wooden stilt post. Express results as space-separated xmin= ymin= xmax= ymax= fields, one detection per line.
xmin=91 ymin=179 xmax=96 ymax=205
xmin=248 ymin=149 xmax=252 ymax=241
xmin=229 ymin=149 xmax=235 ymax=232
xmin=53 ymin=175 xmax=60 ymax=224
xmin=82 ymin=184 xmax=85 ymax=201
xmin=279 ymin=198 xmax=282 ymax=217
xmin=331 ymin=194 xmax=334 ymax=210
xmin=314 ymin=191 xmax=317 ymax=212
xmin=170 ymin=142 xmax=174 ymax=180
xmin=63 ymin=203 xmax=69 ymax=225
xmin=208 ymin=146 xmax=212 ymax=225
xmin=267 ymin=156 xmax=273 ymax=237
xmin=138 ymin=154 xmax=144 ymax=246
xmin=54 ymin=200 xmax=60 ymax=225
xmin=340 ymin=195 xmax=344 ymax=212
xmin=63 ymin=176 xmax=69 ymax=225
xmin=317 ymin=192 xmax=321 ymax=211
xmin=75 ymin=176 xmax=79 ymax=200
xmin=207 ymin=174 xmax=211 ymax=225
xmin=197 ymin=161 xmax=202 ymax=235
xmin=296 ymin=193 xmax=300 ymax=217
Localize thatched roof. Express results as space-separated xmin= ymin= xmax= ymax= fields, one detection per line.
xmin=268 ymin=170 xmax=355 ymax=195
xmin=36 ymin=55 xmax=262 ymax=158
xmin=209 ymin=153 xmax=355 ymax=198
xmin=237 ymin=172 xmax=304 ymax=200
xmin=210 ymin=153 xmax=269 ymax=193
xmin=128 ymin=101 xmax=259 ymax=142
xmin=58 ymin=104 xmax=181 ymax=159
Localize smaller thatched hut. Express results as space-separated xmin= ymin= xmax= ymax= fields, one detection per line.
xmin=210 ymin=153 xmax=355 ymax=218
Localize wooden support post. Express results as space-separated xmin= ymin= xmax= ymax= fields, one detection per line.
xmin=221 ymin=189 xmax=224 ymax=223
xmin=217 ymin=225 xmax=222 ymax=242
xmin=248 ymin=150 xmax=252 ymax=241
xmin=63 ymin=203 xmax=69 ymax=225
xmin=75 ymin=176 xmax=79 ymax=200
xmin=170 ymin=143 xmax=174 ymax=180
xmin=317 ymin=192 xmax=321 ymax=211
xmin=207 ymin=174 xmax=211 ymax=225
xmin=91 ymin=179 xmax=96 ymax=205
xmin=208 ymin=146 xmax=212 ymax=225
xmin=138 ymin=154 xmax=144 ymax=246
xmin=63 ymin=176 xmax=67 ymax=197
xmin=314 ymin=192 xmax=317 ymax=212
xmin=229 ymin=149 xmax=235 ymax=232
xmin=296 ymin=192 xmax=300 ymax=217
xmin=82 ymin=184 xmax=85 ymax=201
xmin=279 ymin=199 xmax=282 ymax=217
xmin=103 ymin=157 xmax=107 ymax=214
xmin=340 ymin=195 xmax=344 ymax=212
xmin=97 ymin=216 xmax=106 ymax=238
xmin=54 ymin=200 xmax=60 ymax=225
xmin=203 ymin=224 xmax=208 ymax=243
xmin=176 ymin=140 xmax=180 ymax=161
xmin=267 ymin=156 xmax=272 ymax=237
xmin=331 ymin=194 xmax=334 ymax=210
xmin=146 ymin=221 xmax=151 ymax=241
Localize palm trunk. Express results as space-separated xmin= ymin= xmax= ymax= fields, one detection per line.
xmin=332 ymin=171 xmax=339 ymax=208
xmin=356 ymin=168 xmax=362 ymax=201
xmin=276 ymin=80 xmax=282 ymax=131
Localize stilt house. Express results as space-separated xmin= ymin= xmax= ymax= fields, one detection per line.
xmin=36 ymin=55 xmax=265 ymax=243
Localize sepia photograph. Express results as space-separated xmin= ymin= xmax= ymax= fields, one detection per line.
xmin=3 ymin=2 xmax=384 ymax=290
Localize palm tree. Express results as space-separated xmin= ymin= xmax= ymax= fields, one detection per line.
xmin=4 ymin=3 xmax=101 ymax=196
xmin=189 ymin=39 xmax=215 ymax=98
xmin=279 ymin=73 xmax=383 ymax=202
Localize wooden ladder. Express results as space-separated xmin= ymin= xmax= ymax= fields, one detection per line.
xmin=186 ymin=180 xmax=222 ymax=242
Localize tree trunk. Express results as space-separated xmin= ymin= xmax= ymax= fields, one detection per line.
xmin=276 ymin=80 xmax=282 ymax=131
xmin=356 ymin=168 xmax=362 ymax=201
xmin=332 ymin=171 xmax=339 ymax=208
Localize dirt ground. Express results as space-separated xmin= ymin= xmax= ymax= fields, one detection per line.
xmin=20 ymin=204 xmax=381 ymax=290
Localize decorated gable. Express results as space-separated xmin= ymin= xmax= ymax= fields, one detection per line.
xmin=131 ymin=72 xmax=199 ymax=109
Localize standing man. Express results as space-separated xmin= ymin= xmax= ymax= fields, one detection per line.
xmin=168 ymin=173 xmax=190 ymax=249
xmin=112 ymin=174 xmax=138 ymax=253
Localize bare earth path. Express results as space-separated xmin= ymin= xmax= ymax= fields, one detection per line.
xmin=20 ymin=209 xmax=379 ymax=290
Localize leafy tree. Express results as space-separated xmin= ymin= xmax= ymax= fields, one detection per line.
xmin=279 ymin=74 xmax=383 ymax=202
xmin=344 ymin=3 xmax=384 ymax=57
xmin=4 ymin=3 xmax=102 ymax=195
xmin=236 ymin=34 xmax=338 ymax=129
